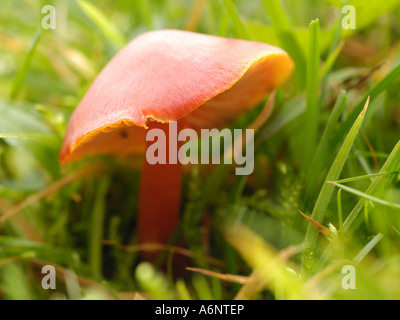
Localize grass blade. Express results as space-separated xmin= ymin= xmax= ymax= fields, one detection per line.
xmin=221 ymin=0 xmax=251 ymax=40
xmin=226 ymin=223 xmax=317 ymax=299
xmin=302 ymin=97 xmax=370 ymax=270
xmin=9 ymin=27 xmax=42 ymax=100
xmin=333 ymin=171 xmax=400 ymax=184
xmin=320 ymin=41 xmax=344 ymax=81
xmin=343 ymin=140 xmax=400 ymax=233
xmin=77 ymin=0 xmax=125 ymax=49
xmin=89 ymin=177 xmax=111 ymax=279
xmin=333 ymin=63 xmax=400 ymax=148
xmin=303 ymin=90 xmax=347 ymax=206
xmin=353 ymin=233 xmax=384 ymax=266
xmin=337 ymin=189 xmax=343 ymax=235
xmin=301 ymin=19 xmax=320 ymax=171
xmin=255 ymin=96 xmax=306 ymax=148
xmin=314 ymin=139 xmax=400 ymax=274
xmin=261 ymin=0 xmax=307 ymax=85
xmin=184 ymin=0 xmax=207 ymax=31
xmin=328 ymin=181 xmax=400 ymax=210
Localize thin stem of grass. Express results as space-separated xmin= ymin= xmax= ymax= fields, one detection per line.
xmin=261 ymin=0 xmax=307 ymax=84
xmin=333 ymin=63 xmax=400 ymax=148
xmin=314 ymin=139 xmax=400 ymax=274
xmin=184 ymin=0 xmax=207 ymax=31
xmin=302 ymin=19 xmax=320 ymax=171
xmin=9 ymin=27 xmax=42 ymax=100
xmin=89 ymin=176 xmax=110 ymax=279
xmin=332 ymin=171 xmax=400 ymax=184
xmin=353 ymin=233 xmax=384 ymax=266
xmin=77 ymin=0 xmax=125 ymax=49
xmin=221 ymin=0 xmax=251 ymax=40
xmin=302 ymin=97 xmax=369 ymax=272
xmin=337 ymin=189 xmax=343 ymax=236
xmin=303 ymin=90 xmax=347 ymax=206
xmin=328 ymin=181 xmax=400 ymax=210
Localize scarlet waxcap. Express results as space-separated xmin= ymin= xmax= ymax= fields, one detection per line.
xmin=60 ymin=30 xmax=294 ymax=164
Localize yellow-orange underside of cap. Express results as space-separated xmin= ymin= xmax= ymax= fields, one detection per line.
xmin=60 ymin=29 xmax=294 ymax=164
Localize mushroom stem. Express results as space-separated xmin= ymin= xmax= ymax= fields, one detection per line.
xmin=137 ymin=121 xmax=183 ymax=260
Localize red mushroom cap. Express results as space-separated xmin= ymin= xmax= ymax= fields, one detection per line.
xmin=60 ymin=29 xmax=293 ymax=164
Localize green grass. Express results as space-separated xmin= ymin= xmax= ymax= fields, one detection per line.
xmin=302 ymin=18 xmax=320 ymax=171
xmin=1 ymin=0 xmax=400 ymax=300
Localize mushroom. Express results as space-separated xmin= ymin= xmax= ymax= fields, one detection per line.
xmin=60 ymin=30 xmax=294 ymax=261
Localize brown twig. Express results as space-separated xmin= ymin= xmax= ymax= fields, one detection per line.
xmin=233 ymin=244 xmax=304 ymax=300
xmin=361 ymin=130 xmax=381 ymax=172
xmin=186 ymin=267 xmax=250 ymax=284
xmin=102 ymin=240 xmax=225 ymax=268
xmin=184 ymin=0 xmax=208 ymax=31
xmin=224 ymin=90 xmax=276 ymax=160
xmin=0 ymin=163 xmax=109 ymax=224
xmin=298 ymin=210 xmax=331 ymax=239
